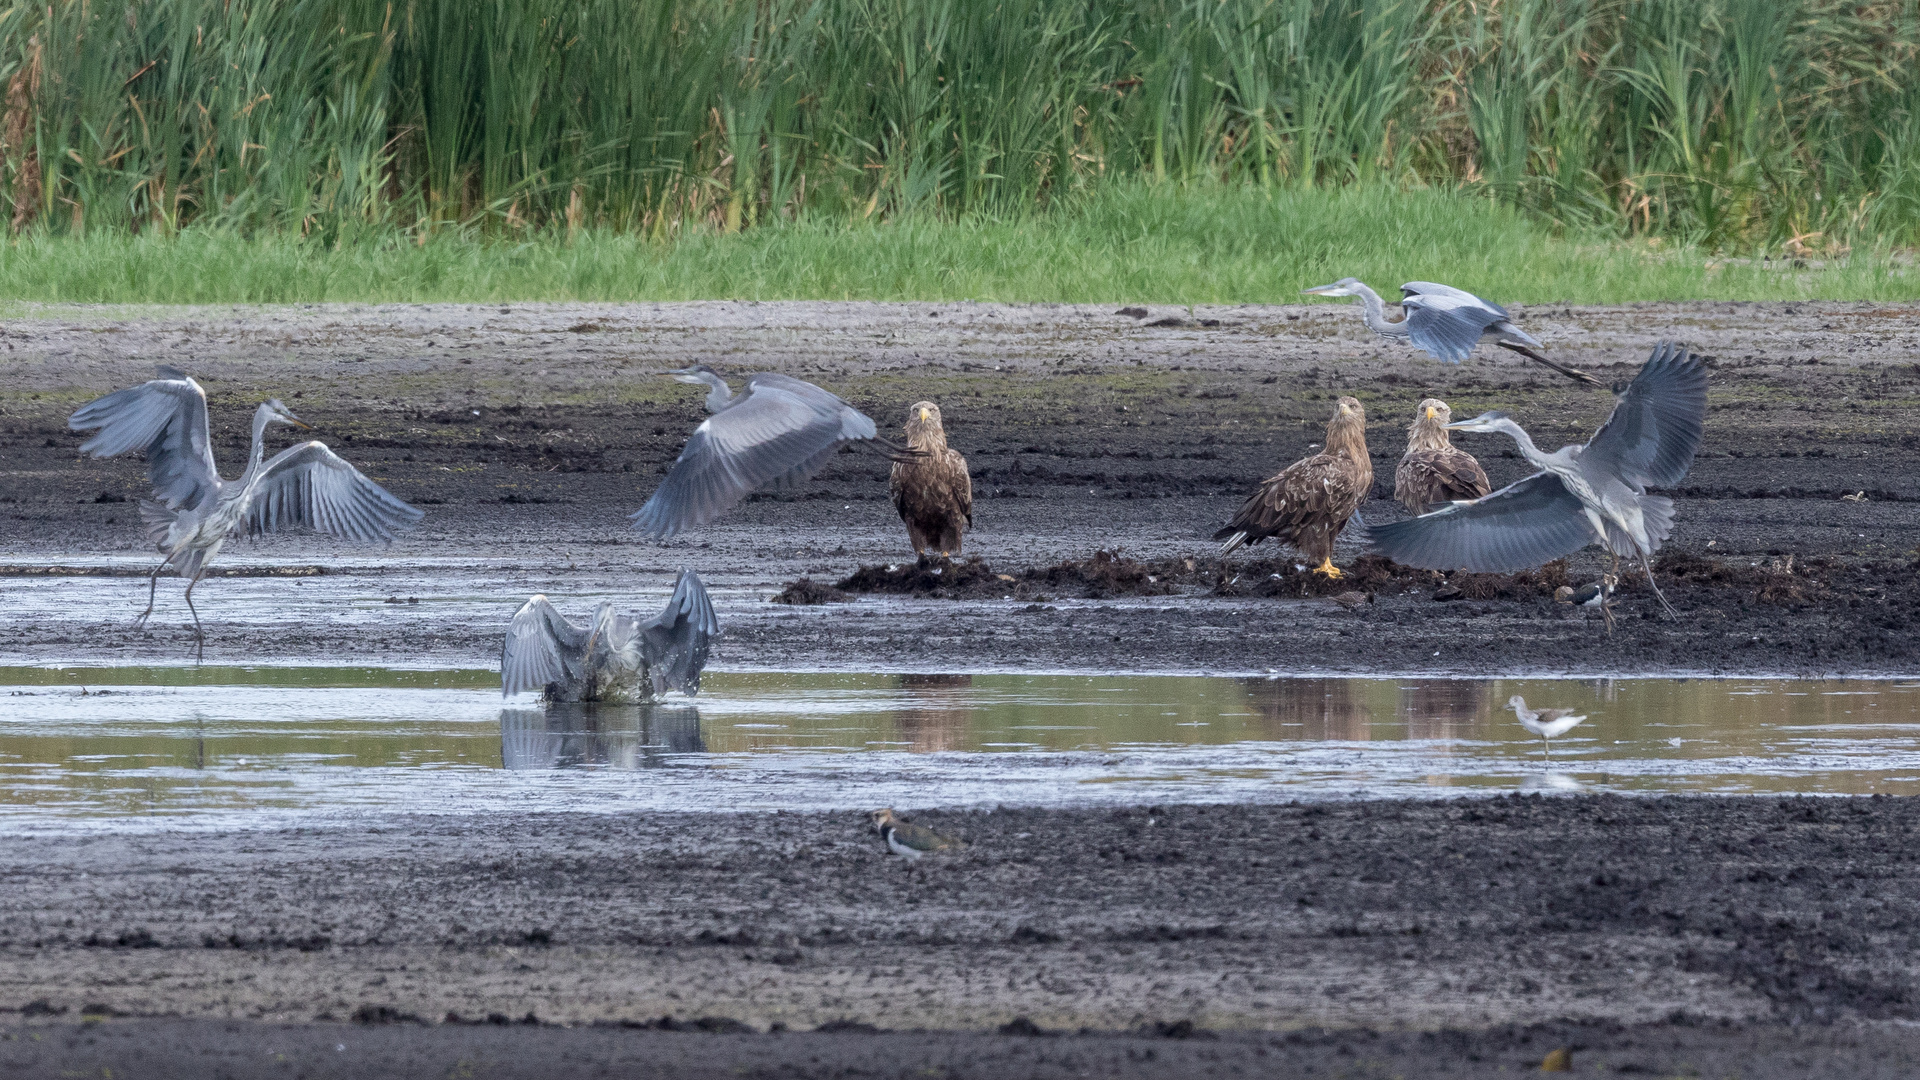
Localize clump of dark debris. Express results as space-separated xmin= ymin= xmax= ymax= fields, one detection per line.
xmin=770 ymin=578 xmax=855 ymax=605
xmin=1656 ymin=549 xmax=1832 ymax=606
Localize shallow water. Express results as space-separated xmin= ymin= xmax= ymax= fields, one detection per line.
xmin=2 ymin=667 xmax=1918 ymax=830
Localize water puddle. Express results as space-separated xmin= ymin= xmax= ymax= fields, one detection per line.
xmin=4 ymin=668 xmax=1919 ymax=831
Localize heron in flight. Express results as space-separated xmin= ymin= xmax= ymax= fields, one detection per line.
xmin=502 ymin=569 xmax=718 ymax=703
xmin=1366 ymin=342 xmax=1707 ymax=617
xmin=68 ymin=366 xmax=423 ymax=651
xmin=1508 ymin=696 xmax=1588 ymax=761
xmin=631 ymin=366 xmax=914 ymax=540
xmin=1302 ymin=278 xmax=1602 ymax=388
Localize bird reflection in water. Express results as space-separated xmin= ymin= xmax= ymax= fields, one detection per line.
xmin=500 ymin=702 xmax=705 ymax=771
xmin=1235 ymin=677 xmax=1374 ymax=741
xmin=892 ymin=674 xmax=974 ymax=752
xmin=1397 ymin=680 xmax=1487 ymax=741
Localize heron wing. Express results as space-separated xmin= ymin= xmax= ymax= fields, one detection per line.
xmin=1401 ymin=281 xmax=1509 ymax=318
xmin=640 ymin=569 xmax=720 ymax=696
xmin=1366 ymin=471 xmax=1599 ymax=573
xmin=630 ymin=381 xmax=873 ymax=539
xmin=1583 ymin=341 xmax=1709 ymax=489
xmin=68 ymin=370 xmax=221 ymax=510
xmin=1399 ymin=292 xmax=1498 ymax=363
xmin=502 ymin=596 xmax=589 ymax=698
xmin=247 ymin=441 xmax=425 ymax=543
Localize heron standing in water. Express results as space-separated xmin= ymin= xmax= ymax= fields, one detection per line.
xmin=1366 ymin=342 xmax=1707 ymax=617
xmin=1303 ymin=278 xmax=1602 ymax=388
xmin=502 ymin=570 xmax=719 ymax=702
xmin=1508 ymin=695 xmax=1588 ymax=761
xmin=68 ymin=366 xmax=423 ymax=653
xmin=631 ymin=365 xmax=917 ymax=541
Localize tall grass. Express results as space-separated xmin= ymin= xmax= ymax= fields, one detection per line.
xmin=3 ymin=0 xmax=1919 ymax=251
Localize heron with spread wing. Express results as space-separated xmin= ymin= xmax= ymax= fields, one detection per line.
xmin=1303 ymin=278 xmax=1602 ymax=388
xmin=68 ymin=366 xmax=423 ymax=651
xmin=631 ymin=365 xmax=914 ymax=541
xmin=1366 ymin=341 xmax=1708 ymax=617
xmin=502 ymin=569 xmax=718 ymax=703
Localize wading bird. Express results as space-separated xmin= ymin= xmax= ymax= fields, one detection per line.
xmin=869 ymin=808 xmax=958 ymax=860
xmin=1366 ymin=342 xmax=1707 ymax=617
xmin=501 ymin=569 xmax=719 ymax=703
xmin=1394 ymin=398 xmax=1491 ymax=515
xmin=1214 ymin=397 xmax=1372 ymax=579
xmin=889 ymin=401 xmax=972 ymax=557
xmin=68 ymin=366 xmax=423 ymax=651
xmin=631 ymin=366 xmax=915 ymax=541
xmin=1303 ymin=278 xmax=1601 ymax=387
xmin=1508 ymin=695 xmax=1588 ymax=761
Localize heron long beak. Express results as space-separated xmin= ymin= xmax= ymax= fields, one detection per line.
xmin=1301 ymin=284 xmax=1339 ymax=296
xmin=1444 ymin=420 xmax=1473 ymax=429
xmin=289 ymin=416 xmax=313 ymax=430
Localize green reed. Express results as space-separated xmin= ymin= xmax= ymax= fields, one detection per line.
xmin=3 ymin=0 xmax=1919 ymax=252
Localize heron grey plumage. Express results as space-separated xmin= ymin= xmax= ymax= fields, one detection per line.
xmin=631 ymin=365 xmax=911 ymax=541
xmin=501 ymin=569 xmax=719 ymax=702
xmin=68 ymin=366 xmax=424 ymax=650
xmin=1365 ymin=341 xmax=1708 ymax=618
xmin=1302 ymin=278 xmax=1602 ymax=387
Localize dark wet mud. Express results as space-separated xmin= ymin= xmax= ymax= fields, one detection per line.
xmin=6 ymin=299 xmax=1917 ymax=673
xmin=8 ymin=797 xmax=1920 ymax=1076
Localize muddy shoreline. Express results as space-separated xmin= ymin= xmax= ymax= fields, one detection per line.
xmin=7 ymin=797 xmax=1920 ymax=1077
xmin=2 ymin=299 xmax=1918 ymax=675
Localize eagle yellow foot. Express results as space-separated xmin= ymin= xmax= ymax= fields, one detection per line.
xmin=1312 ymin=558 xmax=1345 ymax=580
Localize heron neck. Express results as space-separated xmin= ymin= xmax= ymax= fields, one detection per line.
xmin=696 ymin=374 xmax=734 ymax=412
xmin=237 ymin=406 xmax=274 ymax=488
xmin=1405 ymin=415 xmax=1451 ymax=452
xmin=1352 ymin=284 xmax=1407 ymax=337
xmin=1494 ymin=419 xmax=1549 ymax=468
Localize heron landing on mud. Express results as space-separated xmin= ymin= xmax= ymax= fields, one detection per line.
xmin=68 ymin=366 xmax=424 ymax=656
xmin=502 ymin=569 xmax=719 ymax=703
xmin=631 ymin=366 xmax=920 ymax=541
xmin=1367 ymin=342 xmax=1708 ymax=618
xmin=1303 ymin=278 xmax=1602 ymax=388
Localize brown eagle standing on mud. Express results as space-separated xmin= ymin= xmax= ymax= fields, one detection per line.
xmin=1214 ymin=396 xmax=1372 ymax=579
xmin=890 ymin=401 xmax=972 ymax=556
xmin=1394 ymin=398 xmax=1491 ymax=515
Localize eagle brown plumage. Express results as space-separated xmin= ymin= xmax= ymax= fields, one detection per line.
xmin=1213 ymin=396 xmax=1372 ymax=579
xmin=1394 ymin=398 xmax=1491 ymax=515
xmin=890 ymin=401 xmax=972 ymax=556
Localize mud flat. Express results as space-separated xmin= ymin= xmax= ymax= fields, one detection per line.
xmin=1 ymin=299 xmax=1917 ymax=675
xmin=6 ymin=798 xmax=1920 ymax=1077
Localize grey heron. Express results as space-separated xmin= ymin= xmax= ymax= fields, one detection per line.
xmin=1303 ymin=278 xmax=1602 ymax=388
xmin=1366 ymin=341 xmax=1707 ymax=617
xmin=631 ymin=365 xmax=915 ymax=540
xmin=1394 ymin=398 xmax=1491 ymax=515
xmin=1508 ymin=695 xmax=1588 ymax=760
xmin=501 ymin=569 xmax=718 ymax=702
xmin=1214 ymin=396 xmax=1371 ymax=579
xmin=68 ymin=366 xmax=423 ymax=651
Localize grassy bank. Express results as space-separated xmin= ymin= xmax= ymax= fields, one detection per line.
xmin=7 ymin=0 xmax=1920 ymax=253
xmin=0 ymin=186 xmax=1911 ymax=306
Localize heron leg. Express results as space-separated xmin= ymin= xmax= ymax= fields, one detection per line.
xmin=133 ymin=564 xmax=165 ymax=629
xmin=184 ymin=576 xmax=206 ymax=660
xmin=1493 ymin=341 xmax=1605 ymax=389
xmin=1312 ymin=557 xmax=1345 ymax=580
xmin=1637 ymin=547 xmax=1678 ymax=620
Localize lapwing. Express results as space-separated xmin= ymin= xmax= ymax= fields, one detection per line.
xmin=869 ymin=808 xmax=957 ymax=859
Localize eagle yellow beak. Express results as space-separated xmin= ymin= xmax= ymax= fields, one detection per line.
xmin=1426 ymin=406 xmax=1437 ymax=420
xmin=918 ymin=407 xmax=931 ymax=421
